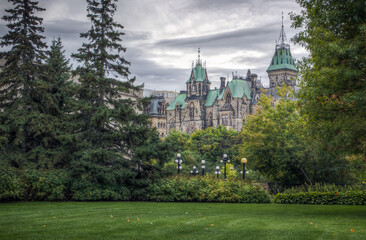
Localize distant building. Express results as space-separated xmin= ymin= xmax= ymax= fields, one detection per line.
xmin=147 ymin=20 xmax=298 ymax=136
xmin=266 ymin=16 xmax=298 ymax=101
xmin=144 ymin=90 xmax=178 ymax=137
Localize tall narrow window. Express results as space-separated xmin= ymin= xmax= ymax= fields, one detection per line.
xmin=189 ymin=102 xmax=195 ymax=120
xmin=225 ymin=94 xmax=231 ymax=104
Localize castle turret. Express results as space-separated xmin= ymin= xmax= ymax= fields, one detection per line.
xmin=186 ymin=48 xmax=211 ymax=98
xmin=267 ymin=13 xmax=297 ymax=89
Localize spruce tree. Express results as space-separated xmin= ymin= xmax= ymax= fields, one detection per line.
xmin=71 ymin=0 xmax=153 ymax=200
xmin=42 ymin=37 xmax=75 ymax=168
xmin=0 ymin=0 xmax=52 ymax=168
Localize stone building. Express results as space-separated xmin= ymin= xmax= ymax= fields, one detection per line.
xmin=165 ymin=53 xmax=263 ymax=134
xmin=148 ymin=21 xmax=297 ymax=135
xmin=145 ymin=90 xmax=178 ymax=137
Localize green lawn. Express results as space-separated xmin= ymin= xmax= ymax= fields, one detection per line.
xmin=0 ymin=202 xmax=365 ymax=240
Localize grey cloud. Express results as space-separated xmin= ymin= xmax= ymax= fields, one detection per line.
xmin=154 ymin=23 xmax=278 ymax=51
xmin=44 ymin=19 xmax=89 ymax=40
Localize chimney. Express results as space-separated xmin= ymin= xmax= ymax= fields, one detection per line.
xmin=220 ymin=77 xmax=226 ymax=90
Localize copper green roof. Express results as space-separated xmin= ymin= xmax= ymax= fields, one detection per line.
xmin=166 ymin=93 xmax=186 ymax=110
xmin=205 ymin=89 xmax=220 ymax=107
xmin=186 ymin=63 xmax=211 ymax=84
xmin=217 ymin=79 xmax=252 ymax=101
xmin=267 ymin=48 xmax=297 ymax=72
xmin=228 ymin=79 xmax=252 ymax=99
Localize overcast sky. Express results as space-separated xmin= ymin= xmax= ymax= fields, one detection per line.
xmin=0 ymin=0 xmax=308 ymax=91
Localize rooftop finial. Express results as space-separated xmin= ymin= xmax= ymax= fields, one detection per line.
xmin=197 ymin=48 xmax=201 ymax=65
xmin=277 ymin=12 xmax=289 ymax=49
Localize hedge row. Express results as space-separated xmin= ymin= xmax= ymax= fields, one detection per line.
xmin=147 ymin=176 xmax=271 ymax=203
xmin=274 ymin=191 xmax=366 ymax=205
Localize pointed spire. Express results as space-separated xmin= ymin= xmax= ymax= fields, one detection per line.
xmin=197 ymin=48 xmax=201 ymax=65
xmin=277 ymin=12 xmax=290 ymax=50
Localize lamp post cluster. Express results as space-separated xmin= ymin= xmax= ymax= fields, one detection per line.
xmin=174 ymin=153 xmax=248 ymax=180
xmin=201 ymin=160 xmax=206 ymax=175
xmin=220 ymin=154 xmax=230 ymax=181
xmin=190 ymin=166 xmax=199 ymax=176
xmin=215 ymin=166 xmax=221 ymax=178
xmin=175 ymin=153 xmax=182 ymax=174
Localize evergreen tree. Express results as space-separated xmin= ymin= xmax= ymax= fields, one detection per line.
xmin=42 ymin=37 xmax=75 ymax=168
xmin=70 ymin=0 xmax=153 ymax=200
xmin=0 ymin=0 xmax=52 ymax=168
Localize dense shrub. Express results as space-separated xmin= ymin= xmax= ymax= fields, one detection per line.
xmin=147 ymin=176 xmax=271 ymax=203
xmin=0 ymin=167 xmax=69 ymax=201
xmin=23 ymin=169 xmax=68 ymax=201
xmin=0 ymin=166 xmax=24 ymax=201
xmin=274 ymin=191 xmax=366 ymax=205
xmin=71 ymin=188 xmax=131 ymax=201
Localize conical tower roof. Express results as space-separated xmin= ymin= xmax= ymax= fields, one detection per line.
xmin=267 ymin=13 xmax=297 ymax=72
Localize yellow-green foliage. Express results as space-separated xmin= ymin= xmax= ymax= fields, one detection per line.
xmin=220 ymin=163 xmax=237 ymax=180
xmin=148 ymin=176 xmax=271 ymax=203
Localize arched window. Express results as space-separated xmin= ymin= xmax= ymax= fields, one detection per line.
xmin=208 ymin=112 xmax=213 ymax=127
xmin=189 ymin=102 xmax=195 ymax=120
xmin=192 ymin=84 xmax=196 ymax=92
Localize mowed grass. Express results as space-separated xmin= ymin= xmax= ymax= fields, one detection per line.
xmin=0 ymin=202 xmax=366 ymax=240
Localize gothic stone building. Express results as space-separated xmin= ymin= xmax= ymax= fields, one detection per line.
xmin=157 ymin=22 xmax=297 ymax=135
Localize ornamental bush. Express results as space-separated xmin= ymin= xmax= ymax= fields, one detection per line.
xmin=0 ymin=166 xmax=24 ymax=201
xmin=147 ymin=176 xmax=271 ymax=203
xmin=274 ymin=191 xmax=366 ymax=205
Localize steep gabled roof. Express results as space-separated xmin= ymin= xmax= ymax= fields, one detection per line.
xmin=228 ymin=78 xmax=252 ymax=99
xmin=205 ymin=89 xmax=220 ymax=107
xmin=166 ymin=93 xmax=186 ymax=110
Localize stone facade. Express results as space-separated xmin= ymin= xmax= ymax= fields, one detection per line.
xmin=165 ymin=55 xmax=263 ymax=134
xmin=147 ymin=96 xmax=167 ymax=137
xmin=147 ymin=23 xmax=298 ymax=135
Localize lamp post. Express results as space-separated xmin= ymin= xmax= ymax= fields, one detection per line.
xmin=175 ymin=153 xmax=182 ymax=174
xmin=201 ymin=160 xmax=206 ymax=176
xmin=215 ymin=166 xmax=221 ymax=178
xmin=191 ymin=166 xmax=198 ymax=176
xmin=240 ymin=158 xmax=247 ymax=180
xmin=220 ymin=154 xmax=230 ymax=180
